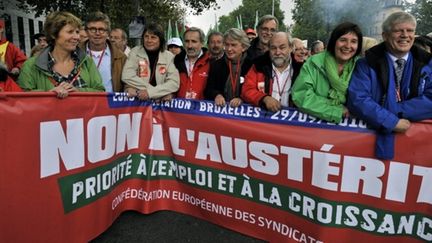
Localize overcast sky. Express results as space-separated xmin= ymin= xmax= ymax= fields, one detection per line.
xmin=188 ymin=0 xmax=295 ymax=33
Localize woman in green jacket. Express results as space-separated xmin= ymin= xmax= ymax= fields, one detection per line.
xmin=291 ymin=22 xmax=363 ymax=123
xmin=18 ymin=11 xmax=104 ymax=98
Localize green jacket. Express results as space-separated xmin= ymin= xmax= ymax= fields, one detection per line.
xmin=18 ymin=47 xmax=105 ymax=92
xmin=291 ymin=52 xmax=344 ymax=123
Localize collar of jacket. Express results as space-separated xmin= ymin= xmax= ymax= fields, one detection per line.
xmin=35 ymin=46 xmax=87 ymax=72
xmin=366 ymin=42 xmax=432 ymax=98
xmin=174 ymin=48 xmax=209 ymax=73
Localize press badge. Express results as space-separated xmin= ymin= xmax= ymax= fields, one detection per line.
xmin=185 ymin=91 xmax=197 ymax=99
xmin=258 ymin=81 xmax=265 ymax=92
xmin=138 ymin=59 xmax=149 ymax=77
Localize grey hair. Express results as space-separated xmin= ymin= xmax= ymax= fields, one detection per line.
xmin=224 ymin=28 xmax=250 ymax=49
xmin=207 ymin=31 xmax=223 ymax=44
xmin=184 ymin=27 xmax=206 ymax=43
xmin=269 ymin=32 xmax=293 ymax=48
xmin=112 ymin=28 xmax=128 ymax=40
xmin=382 ymin=11 xmax=416 ymax=33
xmin=257 ymin=15 xmax=279 ymax=30
xmin=85 ymin=11 xmax=111 ymax=31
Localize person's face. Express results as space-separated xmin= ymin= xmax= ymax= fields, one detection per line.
xmin=79 ymin=29 xmax=88 ymax=44
xmin=86 ymin=21 xmax=109 ymax=47
xmin=258 ymin=20 xmax=277 ymax=45
xmin=168 ymin=45 xmax=182 ymax=55
xmin=383 ymin=21 xmax=415 ymax=57
xmin=54 ymin=24 xmax=80 ymax=52
xmin=247 ymin=33 xmax=256 ymax=42
xmin=269 ymin=34 xmax=292 ymax=68
xmin=293 ymin=41 xmax=307 ymax=62
xmin=143 ymin=31 xmax=160 ymax=51
xmin=334 ymin=32 xmax=359 ymax=64
xmin=37 ymin=36 xmax=48 ymax=48
xmin=224 ymin=37 xmax=246 ymax=61
xmin=313 ymin=42 xmax=324 ymax=54
xmin=110 ymin=29 xmax=125 ymax=50
xmin=184 ymin=31 xmax=202 ymax=59
xmin=208 ymin=34 xmax=224 ymax=57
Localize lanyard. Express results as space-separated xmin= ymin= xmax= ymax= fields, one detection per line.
xmin=273 ymin=67 xmax=291 ymax=100
xmin=228 ymin=58 xmax=241 ymax=96
xmin=188 ymin=59 xmax=195 ymax=91
xmin=89 ymin=48 xmax=106 ymax=69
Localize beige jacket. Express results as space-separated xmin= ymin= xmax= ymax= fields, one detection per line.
xmin=122 ymin=46 xmax=179 ymax=99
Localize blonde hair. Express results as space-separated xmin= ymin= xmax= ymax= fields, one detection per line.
xmin=44 ymin=11 xmax=82 ymax=45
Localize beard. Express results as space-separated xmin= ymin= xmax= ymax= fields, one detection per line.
xmin=271 ymin=56 xmax=288 ymax=67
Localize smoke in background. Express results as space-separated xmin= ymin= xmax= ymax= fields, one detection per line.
xmin=292 ymin=0 xmax=382 ymax=46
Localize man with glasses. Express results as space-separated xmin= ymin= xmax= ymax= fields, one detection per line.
xmin=292 ymin=38 xmax=308 ymax=63
xmin=80 ymin=11 xmax=127 ymax=92
xmin=247 ymin=15 xmax=278 ymax=60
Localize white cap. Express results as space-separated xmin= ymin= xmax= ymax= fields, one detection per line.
xmin=167 ymin=37 xmax=183 ymax=47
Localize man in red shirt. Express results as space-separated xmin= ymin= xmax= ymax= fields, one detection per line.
xmin=174 ymin=27 xmax=210 ymax=100
xmin=0 ymin=19 xmax=27 ymax=80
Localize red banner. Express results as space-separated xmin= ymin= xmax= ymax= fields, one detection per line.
xmin=0 ymin=92 xmax=431 ymax=243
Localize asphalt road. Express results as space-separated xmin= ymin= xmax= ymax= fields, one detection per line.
xmin=90 ymin=210 xmax=267 ymax=243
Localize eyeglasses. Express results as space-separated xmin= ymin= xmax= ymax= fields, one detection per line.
xmin=260 ymin=27 xmax=277 ymax=33
xmin=86 ymin=27 xmax=108 ymax=34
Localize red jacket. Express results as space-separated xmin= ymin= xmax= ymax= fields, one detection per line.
xmin=241 ymin=52 xmax=303 ymax=107
xmin=0 ymin=39 xmax=27 ymax=73
xmin=0 ymin=76 xmax=23 ymax=92
xmin=174 ymin=49 xmax=210 ymax=100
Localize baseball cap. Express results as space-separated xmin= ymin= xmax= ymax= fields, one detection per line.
xmin=167 ymin=37 xmax=183 ymax=47
xmin=245 ymin=28 xmax=256 ymax=36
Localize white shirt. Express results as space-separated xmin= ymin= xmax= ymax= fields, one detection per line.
xmin=271 ymin=64 xmax=293 ymax=107
xmin=87 ymin=44 xmax=113 ymax=92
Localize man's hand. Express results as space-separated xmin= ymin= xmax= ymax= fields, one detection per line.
xmin=263 ymin=96 xmax=281 ymax=112
xmin=229 ymin=97 xmax=242 ymax=107
xmin=10 ymin=67 xmax=20 ymax=76
xmin=393 ymin=118 xmax=411 ymax=133
xmin=215 ymin=94 xmax=226 ymax=106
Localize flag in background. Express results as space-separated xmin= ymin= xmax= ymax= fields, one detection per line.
xmin=167 ymin=19 xmax=172 ymax=40
xmin=254 ymin=11 xmax=259 ymax=31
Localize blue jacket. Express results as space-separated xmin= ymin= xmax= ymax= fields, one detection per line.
xmin=347 ymin=43 xmax=432 ymax=133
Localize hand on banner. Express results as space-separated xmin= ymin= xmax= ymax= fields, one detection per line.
xmin=51 ymin=82 xmax=77 ymax=99
xmin=343 ymin=106 xmax=350 ymax=118
xmin=262 ymin=96 xmax=281 ymax=112
xmin=229 ymin=97 xmax=242 ymax=108
xmin=394 ymin=118 xmax=411 ymax=133
xmin=215 ymin=94 xmax=226 ymax=107
xmin=161 ymin=93 xmax=174 ymax=102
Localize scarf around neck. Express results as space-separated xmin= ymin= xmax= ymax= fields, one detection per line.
xmin=324 ymin=52 xmax=358 ymax=105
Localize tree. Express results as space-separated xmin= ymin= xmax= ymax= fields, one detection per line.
xmin=15 ymin=0 xmax=217 ymax=34
xmin=217 ymin=0 xmax=286 ymax=34
xmin=409 ymin=0 xmax=432 ymax=35
xmin=292 ymin=0 xmax=381 ymax=46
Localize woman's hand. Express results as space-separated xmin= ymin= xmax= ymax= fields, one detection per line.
xmin=51 ymin=82 xmax=76 ymax=99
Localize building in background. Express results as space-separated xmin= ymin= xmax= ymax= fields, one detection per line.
xmin=1 ymin=0 xmax=46 ymax=56
xmin=370 ymin=0 xmax=403 ymax=41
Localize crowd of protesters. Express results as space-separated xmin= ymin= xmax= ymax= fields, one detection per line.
xmin=1 ymin=10 xmax=432 ymax=159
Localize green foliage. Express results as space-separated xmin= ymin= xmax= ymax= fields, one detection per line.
xmin=292 ymin=0 xmax=381 ymax=47
xmin=217 ymin=0 xmax=286 ymax=34
xmin=409 ymin=0 xmax=432 ymax=35
xmin=15 ymin=0 xmax=216 ymax=35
